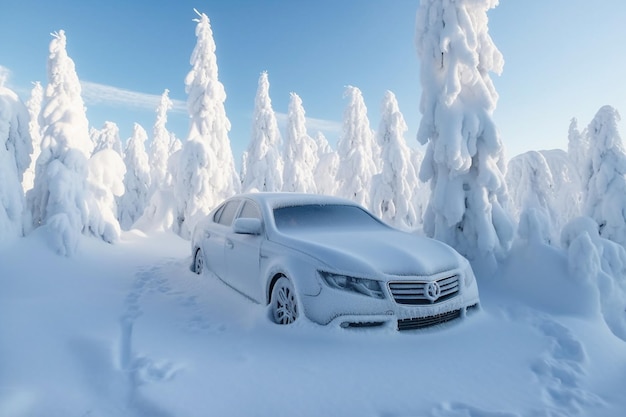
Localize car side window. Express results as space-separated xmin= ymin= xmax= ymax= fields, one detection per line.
xmin=217 ymin=200 xmax=240 ymax=226
xmin=238 ymin=201 xmax=261 ymax=220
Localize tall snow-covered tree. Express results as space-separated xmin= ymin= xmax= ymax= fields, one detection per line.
xmin=27 ymin=30 xmax=106 ymax=255
xmin=150 ymin=89 xmax=174 ymax=194
xmin=583 ymin=105 xmax=626 ymax=246
xmin=283 ymin=92 xmax=318 ymax=193
xmin=370 ymin=90 xmax=419 ymax=230
xmin=23 ymin=81 xmax=43 ymax=192
xmin=175 ymin=10 xmax=240 ymax=238
xmin=91 ymin=121 xmax=123 ymax=156
xmin=118 ymin=123 xmax=151 ymax=230
xmin=415 ymin=0 xmax=513 ymax=267
xmin=241 ymin=71 xmax=283 ymax=192
xmin=0 ymin=84 xmax=33 ymax=243
xmin=313 ymin=131 xmax=339 ymax=196
xmin=336 ymin=85 xmax=378 ymax=207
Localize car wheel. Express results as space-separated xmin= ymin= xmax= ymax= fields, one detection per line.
xmin=193 ymin=248 xmax=204 ymax=275
xmin=271 ymin=276 xmax=299 ymax=324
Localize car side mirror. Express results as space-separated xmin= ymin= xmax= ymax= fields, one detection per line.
xmin=233 ymin=218 xmax=262 ymax=235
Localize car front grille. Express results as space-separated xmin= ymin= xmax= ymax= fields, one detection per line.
xmin=397 ymin=309 xmax=461 ymax=331
xmin=388 ymin=275 xmax=459 ymax=305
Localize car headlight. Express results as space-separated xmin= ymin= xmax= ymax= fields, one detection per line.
xmin=319 ymin=271 xmax=385 ymax=299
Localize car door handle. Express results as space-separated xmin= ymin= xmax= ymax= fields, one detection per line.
xmin=226 ymin=239 xmax=234 ymax=249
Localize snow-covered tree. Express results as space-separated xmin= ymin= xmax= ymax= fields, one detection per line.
xmin=87 ymin=148 xmax=125 ymax=243
xmin=415 ymin=0 xmax=513 ymax=267
xmin=175 ymin=10 xmax=240 ymax=238
xmin=22 ymin=81 xmax=43 ymax=192
xmin=27 ymin=30 xmax=102 ymax=255
xmin=506 ymin=151 xmax=557 ymax=244
xmin=91 ymin=121 xmax=123 ymax=156
xmin=583 ymin=105 xmax=626 ymax=246
xmin=410 ymin=148 xmax=428 ymax=229
xmin=118 ymin=123 xmax=151 ymax=230
xmin=0 ymin=84 xmax=33 ymax=244
xmin=241 ymin=71 xmax=283 ymax=192
xmin=370 ymin=90 xmax=419 ymax=230
xmin=283 ymin=92 xmax=318 ymax=193
xmin=313 ymin=132 xmax=339 ymax=196
xmin=567 ymin=117 xmax=590 ymax=184
xmin=336 ymin=85 xmax=378 ymax=207
xmin=150 ymin=89 xmax=174 ymax=194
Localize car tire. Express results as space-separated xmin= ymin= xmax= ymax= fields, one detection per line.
xmin=270 ymin=276 xmax=299 ymax=325
xmin=193 ymin=248 xmax=204 ymax=275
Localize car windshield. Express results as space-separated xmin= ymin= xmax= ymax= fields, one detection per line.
xmin=273 ymin=204 xmax=386 ymax=231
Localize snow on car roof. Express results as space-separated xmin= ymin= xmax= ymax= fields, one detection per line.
xmin=238 ymin=192 xmax=359 ymax=210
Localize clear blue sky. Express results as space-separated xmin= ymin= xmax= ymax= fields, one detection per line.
xmin=1 ymin=0 xmax=625 ymax=165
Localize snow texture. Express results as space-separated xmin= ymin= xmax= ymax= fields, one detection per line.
xmin=415 ymin=0 xmax=513 ymax=268
xmin=283 ymin=92 xmax=318 ymax=193
xmin=175 ymin=10 xmax=240 ymax=238
xmin=241 ymin=71 xmax=284 ymax=193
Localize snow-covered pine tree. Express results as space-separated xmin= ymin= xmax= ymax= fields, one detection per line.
xmin=313 ymin=131 xmax=339 ymax=196
xmin=175 ymin=10 xmax=240 ymax=238
xmin=567 ymin=117 xmax=590 ymax=184
xmin=118 ymin=123 xmax=151 ymax=230
xmin=150 ymin=89 xmax=174 ymax=195
xmin=370 ymin=90 xmax=418 ymax=230
xmin=91 ymin=121 xmax=123 ymax=156
xmin=22 ymin=81 xmax=43 ymax=192
xmin=27 ymin=30 xmax=109 ymax=255
xmin=336 ymin=85 xmax=378 ymax=207
xmin=283 ymin=92 xmax=318 ymax=193
xmin=506 ymin=151 xmax=556 ymax=244
xmin=583 ymin=105 xmax=626 ymax=246
xmin=241 ymin=71 xmax=283 ymax=192
xmin=415 ymin=0 xmax=513 ymax=268
xmin=0 ymin=84 xmax=33 ymax=243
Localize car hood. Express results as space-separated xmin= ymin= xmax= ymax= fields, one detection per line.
xmin=275 ymin=228 xmax=462 ymax=277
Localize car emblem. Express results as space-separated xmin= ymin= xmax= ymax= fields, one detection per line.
xmin=425 ymin=281 xmax=441 ymax=302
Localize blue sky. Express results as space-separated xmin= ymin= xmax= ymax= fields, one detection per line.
xmin=1 ymin=0 xmax=625 ymax=165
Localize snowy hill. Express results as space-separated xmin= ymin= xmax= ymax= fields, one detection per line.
xmin=1 ymin=230 xmax=625 ymax=416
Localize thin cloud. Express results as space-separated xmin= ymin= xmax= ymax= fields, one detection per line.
xmin=275 ymin=112 xmax=342 ymax=138
xmin=80 ymin=81 xmax=186 ymax=113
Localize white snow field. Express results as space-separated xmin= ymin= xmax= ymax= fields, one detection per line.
xmin=1 ymin=229 xmax=625 ymax=417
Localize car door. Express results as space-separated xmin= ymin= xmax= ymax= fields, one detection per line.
xmin=224 ymin=199 xmax=264 ymax=302
xmin=204 ymin=199 xmax=241 ymax=280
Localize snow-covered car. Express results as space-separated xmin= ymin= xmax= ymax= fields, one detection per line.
xmin=191 ymin=193 xmax=480 ymax=330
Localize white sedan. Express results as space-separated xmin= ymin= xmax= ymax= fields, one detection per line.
xmin=191 ymin=193 xmax=480 ymax=330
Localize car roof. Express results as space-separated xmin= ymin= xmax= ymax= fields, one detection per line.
xmin=234 ymin=192 xmax=360 ymax=211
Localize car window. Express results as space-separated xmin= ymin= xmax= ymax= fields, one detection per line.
xmin=273 ymin=204 xmax=386 ymax=231
xmin=238 ymin=201 xmax=261 ymax=220
xmin=217 ymin=200 xmax=240 ymax=226
xmin=213 ymin=203 xmax=226 ymax=223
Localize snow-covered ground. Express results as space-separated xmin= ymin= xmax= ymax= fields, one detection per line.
xmin=1 ymin=230 xmax=625 ymax=417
